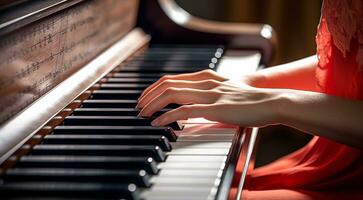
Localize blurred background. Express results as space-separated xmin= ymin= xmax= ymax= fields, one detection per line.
xmin=176 ymin=0 xmax=323 ymax=167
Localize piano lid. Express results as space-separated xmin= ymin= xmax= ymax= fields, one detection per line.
xmin=0 ymin=0 xmax=139 ymax=125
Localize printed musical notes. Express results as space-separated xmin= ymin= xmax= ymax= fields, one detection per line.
xmin=0 ymin=0 xmax=138 ymax=124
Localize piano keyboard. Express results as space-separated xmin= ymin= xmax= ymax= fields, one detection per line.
xmin=0 ymin=45 xmax=240 ymax=200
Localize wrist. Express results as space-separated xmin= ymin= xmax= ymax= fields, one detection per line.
xmin=242 ymin=73 xmax=267 ymax=88
xmin=272 ymin=89 xmax=298 ymax=125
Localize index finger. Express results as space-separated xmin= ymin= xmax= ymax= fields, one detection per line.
xmin=139 ymin=70 xmax=225 ymax=100
xmin=151 ymin=105 xmax=209 ymax=126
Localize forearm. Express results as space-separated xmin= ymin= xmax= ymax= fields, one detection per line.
xmin=278 ymin=90 xmax=363 ymax=148
xmin=248 ymin=55 xmax=320 ymax=92
xmin=138 ymin=68 xmax=363 ymax=148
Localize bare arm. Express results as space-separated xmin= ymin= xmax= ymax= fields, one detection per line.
xmin=279 ymin=90 xmax=363 ymax=148
xmin=251 ymin=56 xmax=363 ymax=147
xmin=136 ymin=58 xmax=363 ymax=149
xmin=248 ymin=55 xmax=320 ymax=92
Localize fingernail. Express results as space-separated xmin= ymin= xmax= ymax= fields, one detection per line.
xmin=151 ymin=118 xmax=160 ymax=126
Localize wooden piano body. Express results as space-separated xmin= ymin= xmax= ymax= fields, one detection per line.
xmin=0 ymin=0 xmax=275 ymax=199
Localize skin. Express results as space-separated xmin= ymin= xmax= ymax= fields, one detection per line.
xmin=136 ymin=55 xmax=363 ymax=149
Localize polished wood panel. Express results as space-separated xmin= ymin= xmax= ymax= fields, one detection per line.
xmin=0 ymin=0 xmax=138 ymax=124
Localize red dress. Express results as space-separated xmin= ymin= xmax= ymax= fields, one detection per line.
xmin=241 ymin=1 xmax=363 ymax=199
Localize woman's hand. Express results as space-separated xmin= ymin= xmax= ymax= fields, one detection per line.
xmin=136 ymin=69 xmax=284 ymax=127
xmin=136 ymin=61 xmax=363 ymax=148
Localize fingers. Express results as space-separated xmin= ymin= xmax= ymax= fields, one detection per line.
xmin=137 ymin=79 xmax=219 ymax=109
xmin=138 ymin=88 xmax=216 ymax=117
xmin=151 ymin=105 xmax=209 ymax=126
xmin=139 ymin=69 xmax=226 ymax=100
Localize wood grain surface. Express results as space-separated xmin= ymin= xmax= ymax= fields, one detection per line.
xmin=0 ymin=0 xmax=139 ymax=124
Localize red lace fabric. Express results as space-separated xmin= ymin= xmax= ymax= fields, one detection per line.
xmin=240 ymin=0 xmax=363 ymax=199
xmin=316 ymin=0 xmax=363 ymax=98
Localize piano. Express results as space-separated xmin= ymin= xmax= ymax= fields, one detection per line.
xmin=0 ymin=0 xmax=275 ymax=199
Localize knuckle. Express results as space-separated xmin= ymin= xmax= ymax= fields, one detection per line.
xmin=161 ymin=75 xmax=171 ymax=80
xmin=202 ymin=69 xmax=214 ymax=74
xmin=209 ymin=89 xmax=222 ymax=98
xmin=206 ymin=79 xmax=219 ymax=86
xmin=178 ymin=105 xmax=191 ymax=114
xmin=160 ymin=79 xmax=171 ymax=87
xmin=164 ymin=79 xmax=172 ymax=84
xmin=165 ymin=87 xmax=176 ymax=93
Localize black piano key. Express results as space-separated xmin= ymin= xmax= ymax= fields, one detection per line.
xmin=141 ymin=48 xmax=218 ymax=52
xmin=122 ymin=62 xmax=208 ymax=69
xmin=124 ymin=59 xmax=210 ymax=70
xmin=106 ymin=77 xmax=158 ymax=84
xmin=91 ymin=90 xmax=142 ymax=100
xmin=81 ymin=100 xmax=138 ymax=108
xmin=126 ymin=60 xmax=211 ymax=64
xmin=112 ymin=72 xmax=171 ymax=78
xmin=0 ymin=182 xmax=139 ymax=199
xmin=4 ymin=168 xmax=151 ymax=187
xmin=148 ymin=45 xmax=222 ymax=52
xmin=136 ymin=52 xmax=216 ymax=58
xmin=72 ymin=108 xmax=170 ymax=116
xmin=133 ymin=55 xmax=216 ymax=61
xmin=149 ymin=43 xmax=221 ymax=47
xmin=81 ymin=100 xmax=179 ymax=109
xmin=119 ymin=67 xmax=202 ymax=73
xmin=62 ymin=116 xmax=183 ymax=130
xmin=169 ymin=120 xmax=183 ymax=130
xmin=99 ymin=83 xmax=149 ymax=90
xmin=42 ymin=134 xmax=172 ymax=151
xmin=16 ymin=156 xmax=159 ymax=174
xmin=63 ymin=116 xmax=152 ymax=126
xmin=147 ymin=47 xmax=219 ymax=51
xmin=53 ymin=126 xmax=177 ymax=142
xmin=28 ymin=145 xmax=166 ymax=162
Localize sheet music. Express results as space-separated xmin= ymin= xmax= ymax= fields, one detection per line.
xmin=0 ymin=0 xmax=139 ymax=124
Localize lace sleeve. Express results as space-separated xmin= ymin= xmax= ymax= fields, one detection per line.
xmin=323 ymin=0 xmax=363 ymax=69
xmin=358 ymin=17 xmax=363 ymax=69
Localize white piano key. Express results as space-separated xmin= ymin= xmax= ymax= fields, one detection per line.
xmin=141 ymin=186 xmax=215 ymax=199
xmin=178 ymin=126 xmax=237 ymax=136
xmin=144 ymin=196 xmax=212 ymax=200
xmin=149 ymin=176 xmax=220 ymax=187
xmin=178 ymin=134 xmax=234 ymax=142
xmin=180 ymin=118 xmax=217 ymax=124
xmin=165 ymin=155 xmax=227 ymax=163
xmin=158 ymin=169 xmax=223 ymax=178
xmin=167 ymin=148 xmax=230 ymax=155
xmin=172 ymin=141 xmax=232 ymax=149
xmin=158 ymin=161 xmax=225 ymax=170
